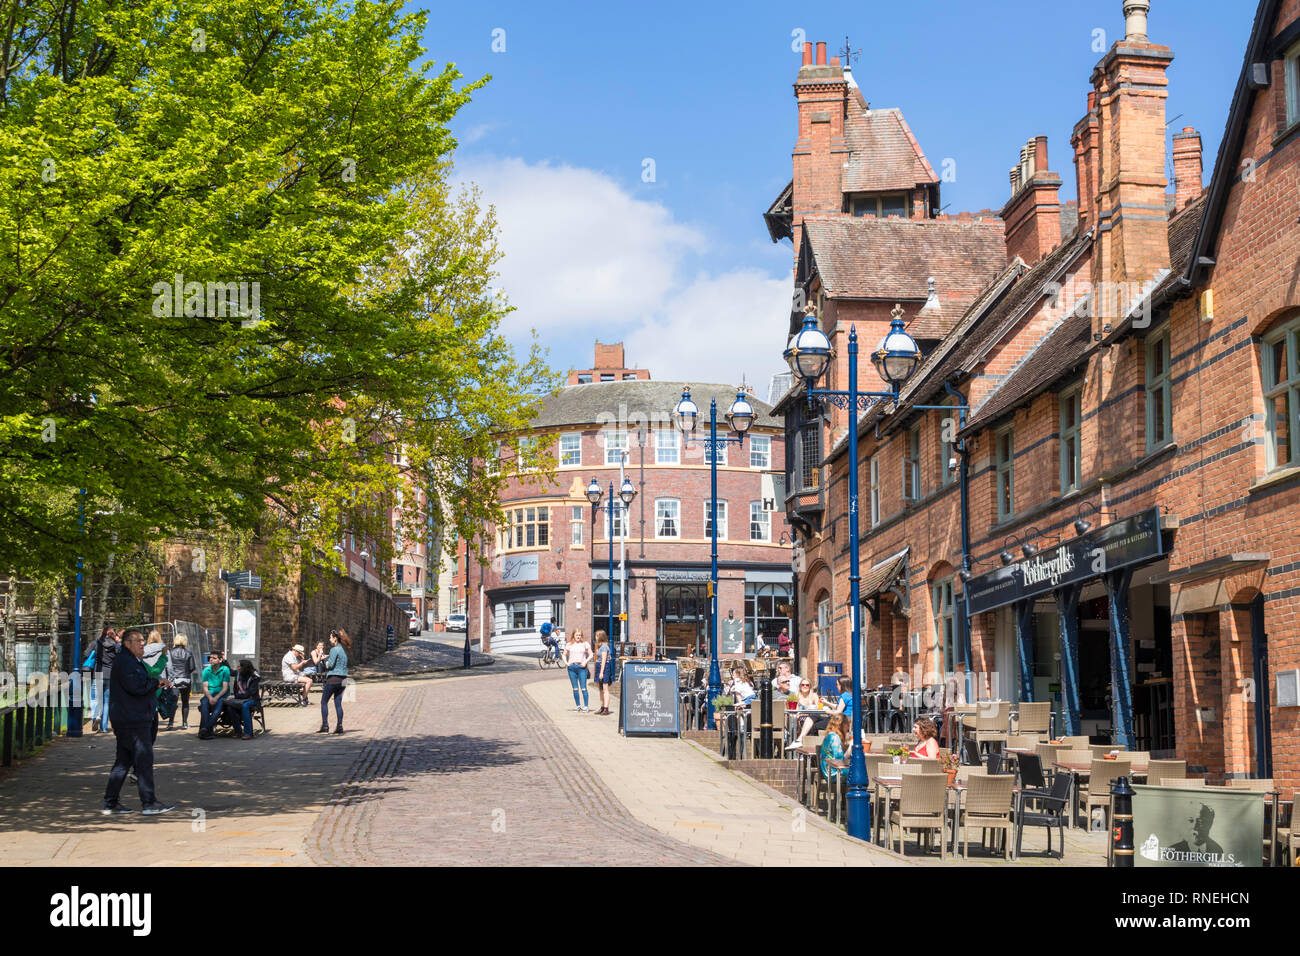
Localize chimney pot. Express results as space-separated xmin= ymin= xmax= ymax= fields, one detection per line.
xmin=802 ymin=42 xmax=813 ymax=66
xmin=1123 ymin=0 xmax=1150 ymax=42
xmin=1035 ymin=135 xmax=1049 ymax=172
xmin=815 ymin=41 xmax=826 ymax=65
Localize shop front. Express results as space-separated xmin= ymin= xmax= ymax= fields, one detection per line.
xmin=965 ymin=507 xmax=1174 ymax=749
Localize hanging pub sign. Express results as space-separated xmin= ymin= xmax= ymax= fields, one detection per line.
xmin=965 ymin=507 xmax=1163 ymax=616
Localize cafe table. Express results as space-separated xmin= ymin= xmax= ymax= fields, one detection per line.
xmin=1052 ymin=759 xmax=1147 ymax=828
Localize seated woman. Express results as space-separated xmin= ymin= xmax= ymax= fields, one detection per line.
xmin=819 ymin=714 xmax=850 ymax=780
xmin=305 ymin=640 xmax=327 ymax=676
xmin=786 ymin=679 xmax=831 ymax=750
xmin=909 ymin=716 xmax=940 ymax=759
xmin=222 ymin=659 xmax=261 ymax=740
xmin=727 ymin=666 xmax=756 ymax=705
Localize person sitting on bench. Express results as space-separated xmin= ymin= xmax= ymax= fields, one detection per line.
xmin=197 ymin=651 xmax=231 ymax=739
xmin=281 ymin=644 xmax=312 ymax=704
xmin=222 ymin=660 xmax=261 ymax=740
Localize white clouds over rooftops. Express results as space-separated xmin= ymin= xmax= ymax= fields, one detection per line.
xmin=456 ymin=156 xmax=790 ymax=387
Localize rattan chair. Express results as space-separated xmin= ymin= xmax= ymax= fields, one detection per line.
xmin=888 ymin=773 xmax=947 ymax=858
xmin=1228 ymin=778 xmax=1275 ymax=790
xmin=960 ymin=772 xmax=1015 ymax=859
xmin=1013 ymin=701 xmax=1051 ymax=740
xmin=799 ymin=734 xmax=824 ymax=807
xmin=973 ymin=700 xmax=1010 ymax=751
xmin=1078 ymin=758 xmax=1131 ymax=829
xmin=1005 ymin=734 xmax=1040 ymax=751
xmin=1088 ymin=743 xmax=1127 ymax=758
xmin=1060 ymin=735 xmax=1090 ymax=749
xmin=1035 ymin=742 xmax=1066 ymax=776
xmin=906 ymin=757 xmax=941 ymax=774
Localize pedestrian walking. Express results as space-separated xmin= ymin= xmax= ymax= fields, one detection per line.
xmin=164 ymin=634 xmax=196 ymax=730
xmin=592 ymin=630 xmax=615 ymax=715
xmin=317 ymin=629 xmax=350 ymax=734
xmin=102 ymin=629 xmax=175 ymax=815
xmin=91 ymin=626 xmax=120 ymax=732
xmin=563 ymin=627 xmax=592 ymax=712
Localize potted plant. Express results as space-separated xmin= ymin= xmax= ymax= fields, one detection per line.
xmin=711 ymin=694 xmax=734 ymax=713
xmin=785 ymin=692 xmax=799 ymax=711
xmin=886 ymin=745 xmax=909 ymax=765
xmin=941 ymin=751 xmax=961 ymax=786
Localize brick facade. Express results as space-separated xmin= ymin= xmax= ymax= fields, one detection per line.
xmin=773 ymin=2 xmax=1300 ymax=790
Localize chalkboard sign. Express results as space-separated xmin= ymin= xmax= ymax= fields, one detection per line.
xmin=719 ymin=618 xmax=744 ymax=655
xmin=619 ymin=660 xmax=680 ymax=737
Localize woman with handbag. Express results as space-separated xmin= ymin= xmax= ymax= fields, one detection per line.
xmin=592 ymin=631 xmax=615 ymax=715
xmin=165 ymin=634 xmax=197 ymax=730
xmin=562 ymin=628 xmax=592 ymax=713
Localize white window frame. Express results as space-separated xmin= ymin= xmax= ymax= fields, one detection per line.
xmin=816 ymin=596 xmax=832 ymax=663
xmin=1286 ymin=40 xmax=1300 ymax=130
xmin=655 ymin=498 xmax=680 ymax=539
xmin=749 ymin=501 xmax=770 ymax=542
xmin=1263 ymin=317 xmax=1300 ymax=472
xmin=931 ymin=578 xmax=956 ymax=674
xmin=704 ymin=500 xmax=728 ymax=540
xmin=601 ymin=502 xmax=628 ymax=540
xmin=570 ymin=505 xmax=584 ymax=547
xmin=1145 ymin=329 xmax=1172 ymax=450
xmin=1059 ymin=386 xmax=1082 ymax=492
xmin=604 ymin=429 xmax=629 ymax=466
xmin=559 ymin=432 xmax=582 ymax=468
xmin=869 ymin=456 xmax=881 ymax=527
xmin=704 ymin=441 xmax=727 ymax=467
xmin=655 ymin=428 xmax=680 ymax=465
xmin=996 ymin=427 xmax=1015 ymax=522
xmin=903 ymin=424 xmax=920 ymax=502
xmin=749 ymin=435 xmax=771 ymax=470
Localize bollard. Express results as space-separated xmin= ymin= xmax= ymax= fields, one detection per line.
xmin=386 ymin=624 xmax=394 ymax=652
xmin=759 ymin=675 xmax=773 ymax=759
xmin=1111 ymin=775 xmax=1135 ymax=867
xmin=463 ymin=631 xmax=472 ymax=669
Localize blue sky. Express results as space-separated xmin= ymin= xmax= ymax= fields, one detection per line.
xmin=418 ymin=0 xmax=1256 ymax=393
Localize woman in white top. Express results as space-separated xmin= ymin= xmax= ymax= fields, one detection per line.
xmin=786 ymin=679 xmax=832 ymax=750
xmin=727 ymin=666 xmax=756 ymax=704
xmin=563 ymin=628 xmax=592 ymax=712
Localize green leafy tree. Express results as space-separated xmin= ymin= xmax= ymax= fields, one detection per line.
xmin=0 ymin=0 xmax=554 ymax=583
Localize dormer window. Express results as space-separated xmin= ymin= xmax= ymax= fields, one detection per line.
xmin=850 ymin=192 xmax=910 ymax=218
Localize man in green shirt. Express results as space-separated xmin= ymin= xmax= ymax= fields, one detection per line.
xmin=197 ymin=651 xmax=232 ymax=739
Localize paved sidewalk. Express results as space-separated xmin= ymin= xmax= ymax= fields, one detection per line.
xmin=349 ymin=632 xmax=492 ymax=679
xmin=525 ymin=677 xmax=911 ymax=867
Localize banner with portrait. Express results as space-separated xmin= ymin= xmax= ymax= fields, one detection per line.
xmin=1133 ymin=784 xmax=1264 ymax=867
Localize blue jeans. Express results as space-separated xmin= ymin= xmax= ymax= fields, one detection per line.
xmin=321 ymin=680 xmax=345 ymax=726
xmin=199 ymin=693 xmax=226 ymax=732
xmin=94 ymin=676 xmax=111 ymax=731
xmin=230 ymin=699 xmax=256 ymax=736
xmin=567 ymin=664 xmax=589 ymax=707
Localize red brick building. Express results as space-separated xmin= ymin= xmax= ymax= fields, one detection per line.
xmin=773 ymin=1 xmax=1300 ymax=787
xmin=466 ymin=347 xmax=793 ymax=657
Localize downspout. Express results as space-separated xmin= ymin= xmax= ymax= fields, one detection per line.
xmin=944 ymin=382 xmax=974 ymax=696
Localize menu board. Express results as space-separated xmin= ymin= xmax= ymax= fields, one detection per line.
xmin=720 ymin=617 xmax=744 ymax=655
xmin=619 ymin=660 xmax=680 ymax=737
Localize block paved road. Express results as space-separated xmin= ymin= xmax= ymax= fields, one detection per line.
xmin=0 ymin=642 xmax=726 ymax=866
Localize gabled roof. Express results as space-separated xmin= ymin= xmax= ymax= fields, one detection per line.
xmin=764 ymin=180 xmax=794 ymax=243
xmin=799 ymin=216 xmax=1006 ymax=310
xmin=528 ymin=381 xmax=780 ymax=431
xmin=1184 ymin=0 xmax=1283 ymax=289
xmin=842 ymin=108 xmax=940 ymax=193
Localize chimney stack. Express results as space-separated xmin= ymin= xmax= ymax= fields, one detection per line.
xmin=791 ymin=40 xmax=848 ymax=263
xmin=1172 ymin=127 xmax=1203 ymax=212
xmin=802 ymin=41 xmax=813 ymax=66
xmin=1090 ymin=0 xmax=1173 ymax=338
xmin=1072 ymin=90 xmax=1100 ymax=229
xmin=1001 ymin=136 xmax=1063 ymax=263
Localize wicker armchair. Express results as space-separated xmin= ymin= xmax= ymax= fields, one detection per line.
xmin=973 ymin=700 xmax=1010 ymax=751
xmin=888 ymin=773 xmax=947 ymax=858
xmin=1012 ymin=701 xmax=1052 ymax=740
xmin=960 ymin=772 xmax=1015 ymax=859
xmin=1078 ymin=758 xmax=1131 ymax=829
xmin=1145 ymin=758 xmax=1186 ymax=785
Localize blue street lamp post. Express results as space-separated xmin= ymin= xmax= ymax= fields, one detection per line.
xmin=784 ymin=304 xmax=923 ymax=843
xmin=586 ymin=474 xmax=637 ymax=679
xmin=672 ymin=387 xmax=754 ymax=731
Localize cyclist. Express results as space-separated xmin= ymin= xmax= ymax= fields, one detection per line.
xmin=540 ymin=621 xmax=562 ymax=663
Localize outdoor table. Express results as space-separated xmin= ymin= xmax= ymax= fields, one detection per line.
xmin=1052 ymin=761 xmax=1147 ymax=828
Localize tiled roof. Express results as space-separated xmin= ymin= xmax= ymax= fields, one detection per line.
xmin=764 ymin=180 xmax=794 ymax=243
xmin=962 ymin=308 xmax=1093 ymax=433
xmin=527 ymin=380 xmax=780 ymax=431
xmin=861 ymin=548 xmax=910 ymax=599
xmin=801 ymin=216 xmax=1007 ymax=311
xmin=842 ymin=109 xmax=938 ymax=192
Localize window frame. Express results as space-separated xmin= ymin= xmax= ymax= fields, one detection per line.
xmin=507 ymin=601 xmax=535 ymax=631
xmin=1285 ymin=39 xmax=1300 ymax=131
xmin=655 ymin=498 xmax=681 ymax=539
xmin=1059 ymin=385 xmax=1082 ymax=493
xmin=749 ymin=434 xmax=772 ymax=470
xmin=1262 ymin=317 xmax=1300 ymax=473
xmin=570 ymin=505 xmax=584 ymax=547
xmin=502 ymin=505 xmax=550 ymax=552
xmin=869 ymin=455 xmax=881 ymax=527
xmin=704 ymin=499 xmax=728 ymax=540
xmin=939 ymin=400 xmax=958 ymax=489
xmin=603 ymin=501 xmax=628 ymax=540
xmin=903 ymin=423 xmax=920 ymax=503
xmin=749 ymin=500 xmax=771 ymax=542
xmin=704 ymin=440 xmax=727 ymax=467
xmin=558 ymin=432 xmax=582 ymax=468
xmin=850 ymin=192 xmax=911 ymax=218
xmin=604 ymin=429 xmax=629 ymax=466
xmin=995 ymin=426 xmax=1015 ymax=522
xmin=931 ymin=578 xmax=956 ymax=674
xmin=1145 ymin=328 xmax=1173 ymax=451
xmin=655 ymin=428 xmax=680 ymax=465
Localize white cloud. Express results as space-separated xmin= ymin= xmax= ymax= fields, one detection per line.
xmin=457 ymin=156 xmax=791 ymax=392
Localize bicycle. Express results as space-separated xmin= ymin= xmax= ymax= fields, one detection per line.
xmin=538 ymin=640 xmax=564 ymax=669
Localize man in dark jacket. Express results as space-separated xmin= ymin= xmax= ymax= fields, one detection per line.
xmin=91 ymin=627 xmax=120 ymax=733
xmin=102 ymin=629 xmax=175 ymax=815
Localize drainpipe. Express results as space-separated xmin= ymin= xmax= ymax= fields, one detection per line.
xmin=944 ymin=381 xmax=974 ymax=698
